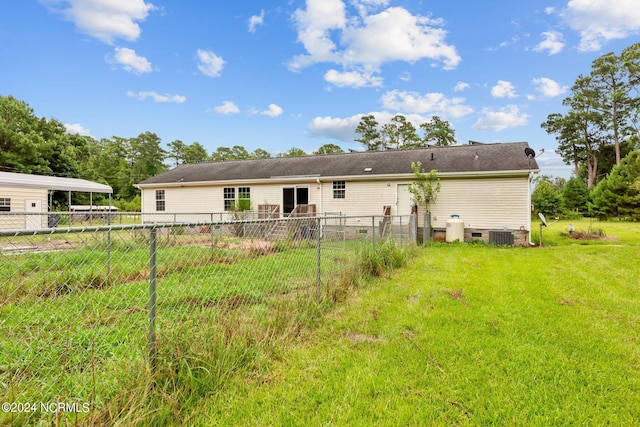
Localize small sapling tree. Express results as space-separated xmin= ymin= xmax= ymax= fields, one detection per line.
xmin=408 ymin=161 xmax=441 ymax=212
xmin=408 ymin=161 xmax=441 ymax=242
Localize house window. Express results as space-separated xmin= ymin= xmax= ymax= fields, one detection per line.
xmin=155 ymin=190 xmax=165 ymax=211
xmin=224 ymin=187 xmax=251 ymax=210
xmin=333 ymin=181 xmax=346 ymax=199
xmin=224 ymin=187 xmax=236 ymax=211
xmin=238 ymin=187 xmax=251 ymax=210
xmin=0 ymin=198 xmax=10 ymax=212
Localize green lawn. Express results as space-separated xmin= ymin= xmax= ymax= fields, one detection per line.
xmin=3 ymin=220 xmax=640 ymax=425
xmin=190 ymin=219 xmax=640 ymax=426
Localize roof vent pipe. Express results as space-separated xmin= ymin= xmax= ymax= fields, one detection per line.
xmin=431 ymin=152 xmax=434 ymax=161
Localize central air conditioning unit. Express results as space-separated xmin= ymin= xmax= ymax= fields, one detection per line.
xmin=489 ymin=230 xmax=514 ymax=246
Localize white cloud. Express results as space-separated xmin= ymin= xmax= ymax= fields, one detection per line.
xmin=126 ymin=91 xmax=186 ymax=103
xmin=352 ymin=0 xmax=389 ymax=16
xmin=308 ymin=114 xmax=362 ymax=141
xmin=42 ymin=0 xmax=155 ymax=44
xmin=289 ymin=1 xmax=460 ymax=85
xmin=380 ymin=90 xmax=473 ymax=118
xmin=289 ymin=0 xmax=347 ymax=70
xmin=213 ymin=101 xmax=240 ymax=114
xmin=472 ymin=105 xmax=530 ymax=131
xmin=197 ymin=49 xmax=225 ymax=77
xmin=534 ymin=31 xmax=565 ymax=55
xmin=64 ymin=123 xmax=91 ymax=136
xmin=532 ymin=77 xmax=568 ymax=98
xmin=454 ymin=81 xmax=470 ymax=92
xmin=491 ymin=80 xmax=517 ymax=98
xmin=324 ymin=68 xmax=383 ymax=88
xmin=560 ymin=0 xmax=640 ymax=52
xmin=111 ymin=47 xmax=152 ymax=73
xmin=340 ymin=7 xmax=459 ymax=69
xmin=260 ymin=104 xmax=283 ymax=117
xmin=248 ymin=9 xmax=265 ymax=33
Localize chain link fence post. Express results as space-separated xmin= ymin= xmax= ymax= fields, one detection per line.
xmin=148 ymin=227 xmax=157 ymax=370
xmin=316 ymin=217 xmax=321 ymax=295
xmin=371 ymin=216 xmax=375 ymax=249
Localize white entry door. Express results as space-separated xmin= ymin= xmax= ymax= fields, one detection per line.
xmin=25 ymin=199 xmax=42 ymax=229
xmin=397 ymin=184 xmax=413 ymax=217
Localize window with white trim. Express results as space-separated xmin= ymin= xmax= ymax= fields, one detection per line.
xmin=0 ymin=198 xmax=10 ymax=212
xmin=223 ymin=187 xmax=236 ymax=211
xmin=224 ymin=187 xmax=251 ymax=210
xmin=333 ymin=181 xmax=346 ymax=199
xmin=155 ymin=190 xmax=165 ymax=211
xmin=238 ymin=187 xmax=251 ymax=210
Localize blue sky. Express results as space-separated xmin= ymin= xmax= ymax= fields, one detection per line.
xmin=2 ymin=0 xmax=640 ymax=177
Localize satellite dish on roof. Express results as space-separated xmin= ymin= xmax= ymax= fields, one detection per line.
xmin=524 ymin=147 xmax=536 ymax=158
xmin=538 ymin=212 xmax=547 ymax=226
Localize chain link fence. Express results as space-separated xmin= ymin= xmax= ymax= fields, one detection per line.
xmin=0 ymin=213 xmax=416 ymax=425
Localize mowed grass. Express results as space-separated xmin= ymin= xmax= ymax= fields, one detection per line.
xmin=192 ymin=219 xmax=640 ymax=426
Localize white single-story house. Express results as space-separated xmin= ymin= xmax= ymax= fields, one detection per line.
xmin=136 ymin=142 xmax=539 ymax=245
xmin=0 ymin=171 xmax=113 ymax=230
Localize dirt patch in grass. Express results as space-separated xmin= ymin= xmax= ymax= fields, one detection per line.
xmin=344 ymin=330 xmax=382 ymax=344
xmin=442 ymin=288 xmax=471 ymax=307
xmin=0 ymin=239 xmax=77 ymax=254
xmin=183 ymin=295 xmax=262 ymax=309
xmin=563 ymin=228 xmax=620 ymax=242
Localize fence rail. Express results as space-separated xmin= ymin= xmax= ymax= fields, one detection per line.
xmin=0 ymin=214 xmax=416 ymax=425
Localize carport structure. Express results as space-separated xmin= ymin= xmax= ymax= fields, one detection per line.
xmin=0 ymin=171 xmax=113 ymax=230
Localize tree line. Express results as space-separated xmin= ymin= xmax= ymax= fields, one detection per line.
xmin=0 ymin=95 xmax=347 ymax=209
xmin=1 ymin=93 xmax=455 ymax=210
xmin=536 ymin=42 xmax=640 ymax=221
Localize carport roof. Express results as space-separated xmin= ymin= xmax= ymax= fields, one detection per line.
xmin=0 ymin=171 xmax=113 ymax=193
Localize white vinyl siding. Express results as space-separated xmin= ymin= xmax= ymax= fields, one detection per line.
xmin=429 ymin=177 xmax=530 ymax=230
xmin=0 ymin=186 xmax=47 ymax=231
xmin=139 ymin=175 xmax=531 ymax=231
xmin=142 ymin=184 xmax=281 ymax=214
xmin=321 ymin=180 xmax=397 ymax=216
xmin=0 ymin=187 xmax=46 ymax=206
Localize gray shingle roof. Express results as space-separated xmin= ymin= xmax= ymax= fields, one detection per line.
xmin=137 ymin=142 xmax=538 ymax=186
